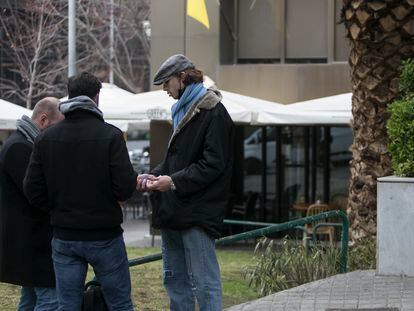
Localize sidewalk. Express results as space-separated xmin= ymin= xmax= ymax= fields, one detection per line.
xmin=226 ymin=270 xmax=414 ymax=311
xmin=121 ymin=211 xmax=161 ymax=248
xmin=120 ymin=214 xmax=414 ymax=310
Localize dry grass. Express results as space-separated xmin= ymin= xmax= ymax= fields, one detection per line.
xmin=0 ymin=246 xmax=258 ymax=310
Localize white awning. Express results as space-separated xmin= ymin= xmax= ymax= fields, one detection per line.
xmin=285 ymin=93 xmax=352 ymax=112
xmin=256 ymin=93 xmax=352 ymax=125
xmin=100 ymin=87 xmax=254 ymax=124
xmin=0 ymin=99 xmax=32 ymax=130
xmin=63 ymin=84 xmax=352 ymax=129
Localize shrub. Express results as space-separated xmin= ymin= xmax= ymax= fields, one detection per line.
xmin=348 ymin=236 xmax=376 ymax=271
xmin=246 ymin=236 xmax=376 ymax=297
xmin=245 ymin=237 xmax=340 ymax=296
xmin=387 ymin=59 xmax=414 ymax=177
xmin=387 ymin=96 xmax=414 ymax=176
xmin=399 ymin=58 xmax=414 ymax=95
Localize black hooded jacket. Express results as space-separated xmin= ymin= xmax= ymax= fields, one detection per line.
xmin=24 ymin=108 xmax=137 ymax=241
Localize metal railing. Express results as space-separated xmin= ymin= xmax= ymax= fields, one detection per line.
xmin=128 ymin=210 xmax=349 ymax=273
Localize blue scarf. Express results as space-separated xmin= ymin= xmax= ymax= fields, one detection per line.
xmin=171 ymin=83 xmax=207 ymax=129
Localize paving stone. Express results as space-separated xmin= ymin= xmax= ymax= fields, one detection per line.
xmin=225 ymin=271 xmax=414 ymax=311
xmin=326 ymin=309 xmax=399 ymax=311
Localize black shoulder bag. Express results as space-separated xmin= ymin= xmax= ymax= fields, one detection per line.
xmin=81 ymin=280 xmax=109 ymax=311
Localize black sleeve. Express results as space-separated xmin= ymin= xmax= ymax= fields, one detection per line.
xmin=150 ymin=161 xmax=165 ymax=176
xmin=23 ymin=139 xmax=49 ymax=211
xmin=5 ymin=142 xmax=32 ymax=193
xmin=109 ymin=131 xmax=138 ymax=201
xmin=170 ymin=113 xmax=233 ymax=196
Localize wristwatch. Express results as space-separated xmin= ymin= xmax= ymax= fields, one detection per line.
xmin=170 ymin=178 xmax=176 ymax=191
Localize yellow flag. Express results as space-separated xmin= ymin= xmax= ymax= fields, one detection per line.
xmin=187 ymin=0 xmax=210 ymax=29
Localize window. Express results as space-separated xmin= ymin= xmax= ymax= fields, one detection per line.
xmin=286 ymin=0 xmax=327 ymax=62
xmin=219 ymin=0 xmax=348 ymax=64
xmin=238 ymin=0 xmax=283 ymax=62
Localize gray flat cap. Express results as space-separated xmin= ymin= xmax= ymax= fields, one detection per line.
xmin=153 ymin=54 xmax=195 ymax=85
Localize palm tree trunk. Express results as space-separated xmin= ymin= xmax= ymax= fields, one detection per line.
xmin=342 ymin=0 xmax=414 ymax=240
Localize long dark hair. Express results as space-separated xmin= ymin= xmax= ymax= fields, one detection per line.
xmin=182 ymin=68 xmax=203 ymax=86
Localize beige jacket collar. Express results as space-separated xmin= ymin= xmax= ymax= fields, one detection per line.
xmin=168 ymin=87 xmax=222 ymax=148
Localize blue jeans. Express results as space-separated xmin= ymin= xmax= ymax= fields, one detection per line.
xmin=51 ymin=235 xmax=133 ymax=311
xmin=161 ymin=227 xmax=222 ymax=311
xmin=18 ymin=286 xmax=58 ymax=311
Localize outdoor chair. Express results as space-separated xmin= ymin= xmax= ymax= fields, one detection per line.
xmin=330 ymin=194 xmax=348 ymax=213
xmin=282 ymin=184 xmax=300 ymax=219
xmin=226 ymin=191 xmax=259 ymax=236
xmin=231 ymin=191 xmax=259 ymax=221
xmin=303 ymin=203 xmax=335 ymax=247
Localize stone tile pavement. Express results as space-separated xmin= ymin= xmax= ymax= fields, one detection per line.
xmin=226 ymin=270 xmax=414 ymax=311
xmin=121 ymin=216 xmax=414 ymax=311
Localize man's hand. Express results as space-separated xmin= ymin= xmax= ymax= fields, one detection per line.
xmin=146 ymin=175 xmax=174 ymax=192
xmin=137 ymin=174 xmax=157 ymax=191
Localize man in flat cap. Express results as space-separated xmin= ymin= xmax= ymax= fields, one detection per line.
xmin=138 ymin=54 xmax=234 ymax=310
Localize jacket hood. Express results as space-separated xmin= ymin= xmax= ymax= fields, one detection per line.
xmin=59 ymin=95 xmax=103 ymax=118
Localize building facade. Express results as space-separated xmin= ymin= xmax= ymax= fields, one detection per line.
xmin=150 ymin=0 xmax=351 ymax=103
xmin=157 ymin=1 xmax=355 ymax=223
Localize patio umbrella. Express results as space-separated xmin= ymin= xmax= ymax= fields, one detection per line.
xmin=101 ymin=88 xmax=254 ymax=124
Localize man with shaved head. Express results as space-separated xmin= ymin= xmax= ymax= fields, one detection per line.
xmin=31 ymin=97 xmax=64 ymax=128
xmin=0 ymin=97 xmax=63 ymax=310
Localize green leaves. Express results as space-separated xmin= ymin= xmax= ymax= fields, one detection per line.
xmin=399 ymin=59 xmax=414 ymax=96
xmin=348 ymin=237 xmax=376 ymax=271
xmin=387 ymin=58 xmax=414 ymax=176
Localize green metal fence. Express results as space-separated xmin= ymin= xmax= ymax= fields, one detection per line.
xmin=128 ymin=210 xmax=349 ymax=273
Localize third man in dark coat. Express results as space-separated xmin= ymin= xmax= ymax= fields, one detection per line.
xmin=0 ymin=97 xmax=64 ymax=310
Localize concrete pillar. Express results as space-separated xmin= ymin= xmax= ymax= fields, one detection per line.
xmin=377 ymin=176 xmax=414 ymax=276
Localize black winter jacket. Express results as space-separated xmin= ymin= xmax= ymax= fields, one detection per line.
xmin=151 ymin=88 xmax=234 ymax=238
xmin=0 ymin=130 xmax=55 ymax=287
xmin=23 ymin=110 xmax=137 ymax=240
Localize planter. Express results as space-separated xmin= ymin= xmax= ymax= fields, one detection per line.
xmin=377 ymin=176 xmax=414 ymax=276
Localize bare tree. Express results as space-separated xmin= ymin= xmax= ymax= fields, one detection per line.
xmin=0 ymin=0 xmax=68 ymax=108
xmin=75 ymin=0 xmax=150 ymax=92
xmin=0 ymin=0 xmax=150 ymax=108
